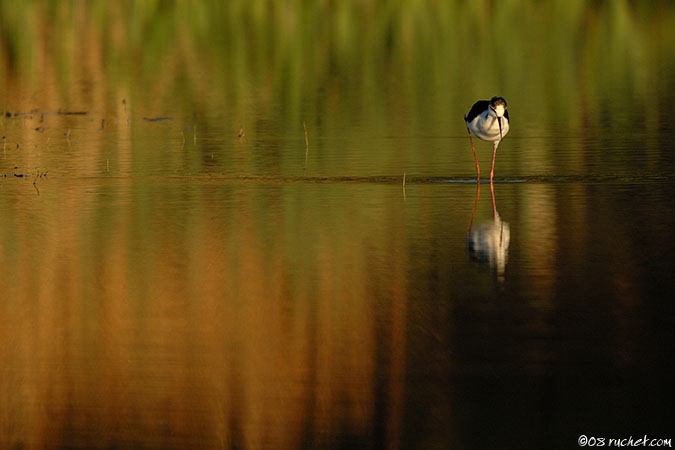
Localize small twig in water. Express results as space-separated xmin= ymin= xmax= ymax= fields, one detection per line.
xmin=238 ymin=124 xmax=245 ymax=138
xmin=33 ymin=169 xmax=48 ymax=195
xmin=303 ymin=122 xmax=309 ymax=170
xmin=122 ymin=99 xmax=129 ymax=124
xmin=403 ymin=171 xmax=407 ymax=201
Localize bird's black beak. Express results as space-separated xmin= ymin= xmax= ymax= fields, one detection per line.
xmin=498 ymin=116 xmax=503 ymax=141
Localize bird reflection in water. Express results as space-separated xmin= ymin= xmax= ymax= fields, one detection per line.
xmin=467 ymin=181 xmax=510 ymax=279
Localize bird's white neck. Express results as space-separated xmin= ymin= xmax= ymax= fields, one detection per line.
xmin=492 ymin=105 xmax=506 ymax=118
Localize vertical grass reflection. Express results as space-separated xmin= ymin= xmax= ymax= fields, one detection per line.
xmin=1 ymin=1 xmax=674 ymax=448
xmin=0 ymin=180 xmax=412 ymax=448
xmin=1 ymin=1 xmax=673 ymax=177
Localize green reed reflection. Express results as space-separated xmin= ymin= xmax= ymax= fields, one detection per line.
xmin=1 ymin=2 xmax=674 ymax=448
xmin=1 ymin=1 xmax=673 ymax=145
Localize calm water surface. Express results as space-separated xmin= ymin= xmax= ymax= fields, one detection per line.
xmin=1 ymin=2 xmax=675 ymax=449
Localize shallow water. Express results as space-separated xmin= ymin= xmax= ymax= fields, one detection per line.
xmin=1 ymin=2 xmax=675 ymax=449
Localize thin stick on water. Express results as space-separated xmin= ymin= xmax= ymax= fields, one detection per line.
xmin=122 ymin=98 xmax=129 ymax=125
xmin=33 ymin=170 xmax=48 ymax=196
xmin=403 ymin=171 xmax=407 ymax=201
xmin=303 ymin=122 xmax=309 ymax=170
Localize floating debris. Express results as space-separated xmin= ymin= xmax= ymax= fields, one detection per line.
xmin=143 ymin=116 xmax=174 ymax=122
xmin=57 ymin=110 xmax=88 ymax=115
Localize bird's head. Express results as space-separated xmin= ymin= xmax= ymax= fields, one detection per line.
xmin=490 ymin=96 xmax=507 ymax=140
xmin=489 ymin=97 xmax=507 ymax=118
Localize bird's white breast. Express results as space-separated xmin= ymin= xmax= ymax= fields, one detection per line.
xmin=467 ymin=110 xmax=509 ymax=142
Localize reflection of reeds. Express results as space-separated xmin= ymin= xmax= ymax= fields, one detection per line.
xmin=0 ymin=1 xmax=670 ymax=178
xmin=0 ymin=180 xmax=410 ymax=448
xmin=0 ymin=3 xmax=671 ymax=443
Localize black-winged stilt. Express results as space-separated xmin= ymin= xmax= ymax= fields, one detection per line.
xmin=464 ymin=96 xmax=510 ymax=181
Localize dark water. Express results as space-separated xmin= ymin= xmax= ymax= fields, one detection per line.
xmin=1 ymin=2 xmax=675 ymax=449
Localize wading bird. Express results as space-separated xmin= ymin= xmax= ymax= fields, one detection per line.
xmin=464 ymin=96 xmax=510 ymax=181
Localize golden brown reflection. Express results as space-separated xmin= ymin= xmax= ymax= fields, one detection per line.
xmin=2 ymin=2 xmax=673 ymax=448
xmin=0 ymin=176 xmax=410 ymax=448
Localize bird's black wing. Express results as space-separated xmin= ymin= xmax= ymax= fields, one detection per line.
xmin=465 ymin=100 xmax=489 ymax=123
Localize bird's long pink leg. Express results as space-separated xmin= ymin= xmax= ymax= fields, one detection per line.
xmin=466 ymin=125 xmax=480 ymax=180
xmin=490 ymin=141 xmax=499 ymax=181
xmin=490 ymin=178 xmax=497 ymax=220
